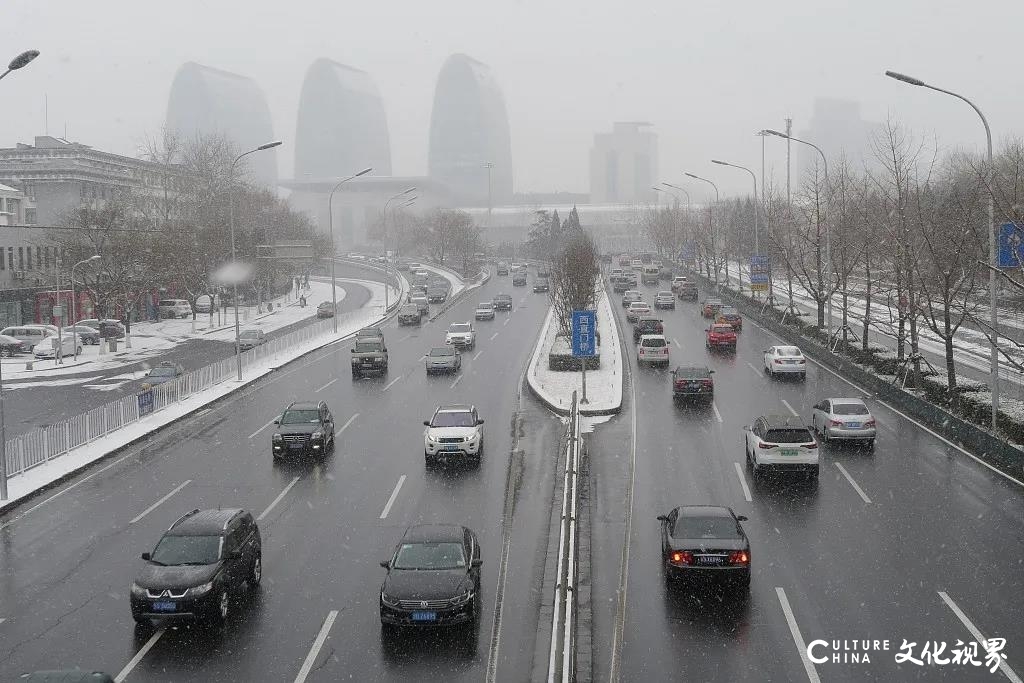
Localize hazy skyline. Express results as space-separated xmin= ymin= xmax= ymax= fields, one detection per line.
xmin=4 ymin=0 xmax=1022 ymax=201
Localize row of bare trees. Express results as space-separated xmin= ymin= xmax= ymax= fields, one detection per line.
xmin=370 ymin=207 xmax=483 ymax=276
xmin=46 ymin=130 xmax=324 ymax=327
xmin=643 ymin=120 xmax=1024 ymax=392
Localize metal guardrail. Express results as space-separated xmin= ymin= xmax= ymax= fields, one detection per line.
xmin=548 ymin=391 xmax=581 ymax=682
xmin=3 ymin=277 xmax=407 ymax=481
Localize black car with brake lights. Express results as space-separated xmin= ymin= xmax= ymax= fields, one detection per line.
xmin=492 ymin=293 xmax=513 ymax=311
xmin=271 ymin=401 xmax=336 ymax=459
xmin=379 ymin=524 xmax=482 ymax=630
xmin=130 ymin=508 xmax=262 ymax=626
xmin=657 ymin=505 xmax=750 ymax=589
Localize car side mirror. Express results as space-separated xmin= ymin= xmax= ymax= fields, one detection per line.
xmin=380 ymin=560 xmax=390 ymax=569
xmin=742 ymin=425 xmax=751 ymax=431
xmin=708 ymin=369 xmax=715 ymax=374
xmin=350 ymin=348 xmax=355 ymax=353
xmin=141 ymin=552 xmax=151 ymax=561
xmin=423 ymin=420 xmax=431 ymax=427
xmin=477 ymin=419 xmax=485 ymax=425
xmin=736 ymin=515 xmax=749 ymax=522
xmin=273 ymin=419 xmax=280 ymax=426
xmin=656 ymin=515 xmax=668 ymax=522
xmin=471 ymin=559 xmax=483 ymax=568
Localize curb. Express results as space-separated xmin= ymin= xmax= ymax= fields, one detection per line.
xmin=427 ymin=268 xmax=488 ymax=323
xmin=0 ymin=278 xmax=407 ymax=517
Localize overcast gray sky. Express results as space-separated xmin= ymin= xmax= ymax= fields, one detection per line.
xmin=4 ymin=0 xmax=1021 ymax=200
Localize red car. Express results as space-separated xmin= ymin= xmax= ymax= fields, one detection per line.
xmin=702 ymin=299 xmax=723 ymax=318
xmin=715 ymin=306 xmax=743 ymax=332
xmin=705 ymin=323 xmax=737 ymax=351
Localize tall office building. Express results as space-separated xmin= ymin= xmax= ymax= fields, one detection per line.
xmin=428 ymin=54 xmax=513 ymax=205
xmin=796 ymin=98 xmax=882 ymax=181
xmin=589 ymin=122 xmax=658 ymax=204
xmin=165 ymin=62 xmax=278 ymax=187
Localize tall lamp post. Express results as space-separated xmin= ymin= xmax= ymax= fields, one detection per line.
xmin=686 ymin=172 xmax=720 ymax=290
xmin=653 ymin=185 xmax=682 ymax=209
xmin=326 ymin=167 xmax=373 ymax=333
xmin=885 ymin=70 xmax=999 ymax=430
xmin=382 ymin=187 xmax=416 ymax=310
xmin=0 ymin=49 xmax=39 ymax=82
xmin=711 ymin=159 xmax=759 ymax=254
xmin=70 ymin=255 xmax=101 ymax=360
xmin=662 ymin=183 xmax=692 ymax=211
xmin=230 ymin=141 xmax=282 ymax=380
xmin=484 ymin=162 xmax=495 ymax=226
xmin=764 ymin=129 xmax=832 ymax=338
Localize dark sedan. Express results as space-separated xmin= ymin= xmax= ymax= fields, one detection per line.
xmin=657 ymin=505 xmax=750 ymax=590
xmin=0 ymin=333 xmax=26 ymax=357
xmin=380 ymin=524 xmax=482 ymax=631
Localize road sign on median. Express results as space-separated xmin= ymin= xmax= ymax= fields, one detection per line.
xmin=571 ymin=310 xmax=597 ymax=357
xmin=750 ymin=255 xmax=770 ymax=291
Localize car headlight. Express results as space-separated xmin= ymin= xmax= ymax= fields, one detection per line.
xmin=381 ymin=591 xmax=401 ymax=608
xmin=187 ymin=581 xmax=214 ymax=597
xmin=311 ymin=431 xmax=323 ymax=440
xmin=449 ymin=589 xmax=474 ymax=606
xmin=130 ymin=582 xmax=147 ymax=597
xmin=351 ymin=357 xmax=359 ymax=364
xmin=425 ymin=433 xmax=438 ymax=443
xmin=272 ymin=433 xmax=283 ymax=443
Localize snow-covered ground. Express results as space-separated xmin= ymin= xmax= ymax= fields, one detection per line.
xmin=1 ymin=280 xmax=349 ymax=382
xmin=527 ymin=285 xmax=623 ymax=414
xmin=420 ymin=263 xmax=466 ymax=297
xmin=0 ymin=279 xmax=402 ymax=513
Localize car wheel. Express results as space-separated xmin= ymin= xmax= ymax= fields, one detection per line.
xmin=212 ymin=588 xmax=230 ymax=625
xmin=808 ymin=466 xmax=820 ymax=480
xmin=866 ymin=438 xmax=876 ymax=451
xmin=424 ymin=450 xmax=434 ymax=466
xmin=249 ymin=553 xmax=262 ymax=588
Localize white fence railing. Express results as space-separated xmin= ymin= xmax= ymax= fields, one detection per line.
xmin=3 ymin=302 xmax=394 ymax=481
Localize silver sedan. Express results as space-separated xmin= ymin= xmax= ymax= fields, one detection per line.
xmin=811 ymin=398 xmax=877 ymax=447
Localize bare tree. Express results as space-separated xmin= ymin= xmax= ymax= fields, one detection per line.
xmin=548 ymin=232 xmax=600 ymax=336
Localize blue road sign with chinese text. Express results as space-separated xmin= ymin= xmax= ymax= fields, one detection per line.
xmin=999 ymin=223 xmax=1023 ymax=268
xmin=749 ymin=255 xmax=770 ymax=291
xmin=138 ymin=389 xmax=154 ymax=417
xmin=571 ymin=310 xmax=597 ymax=357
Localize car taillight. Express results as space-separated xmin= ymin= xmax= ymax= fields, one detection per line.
xmin=758 ymin=442 xmax=776 ymax=449
xmin=829 ymin=419 xmax=843 ymax=427
xmin=639 ymin=348 xmax=645 ymax=355
xmin=804 ymin=442 xmax=818 ymax=449
xmin=797 ymin=359 xmax=805 ymax=364
xmin=702 ymin=379 xmax=713 ymax=387
xmin=670 ymin=551 xmax=693 ymax=566
xmin=864 ymin=419 xmax=876 ymax=427
xmin=728 ymin=551 xmax=750 ymax=566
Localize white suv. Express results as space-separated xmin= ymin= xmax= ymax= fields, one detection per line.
xmin=744 ymin=415 xmax=819 ymax=479
xmin=637 ymin=334 xmax=670 ymax=366
xmin=158 ymin=299 xmax=193 ymax=319
xmin=445 ymin=322 xmax=476 ymax=349
xmin=423 ymin=404 xmax=485 ymax=464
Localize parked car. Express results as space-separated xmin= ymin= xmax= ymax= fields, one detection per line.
xmin=621 ymin=290 xmax=642 ymax=307
xmin=142 ymin=361 xmax=185 ymax=386
xmin=715 ymin=306 xmax=743 ymax=332
xmin=705 ymin=323 xmax=737 ymax=351
xmin=811 ymin=397 xmax=877 ymax=447
xmin=701 ymin=299 xmax=724 ymax=318
xmin=425 ymin=346 xmax=462 ymax=375
xmin=33 ymin=333 xmax=83 ymax=359
xmin=744 ymin=415 xmax=819 ymax=479
xmin=654 ymin=291 xmax=675 ymax=310
xmin=0 ymin=325 xmax=55 ymax=351
xmin=271 ymin=400 xmax=336 ymax=459
xmin=445 ymin=322 xmax=476 ymax=349
xmin=633 ymin=317 xmax=664 ymax=343
xmin=626 ymin=301 xmax=652 ymax=323
xmin=195 ymin=294 xmax=220 ymax=314
xmin=475 ymin=301 xmax=496 ymax=320
xmin=657 ymin=506 xmax=750 ymax=589
xmin=237 ymin=328 xmax=266 ymax=350
xmin=671 ymin=366 xmax=715 ymax=404
xmin=317 ymin=301 xmax=337 ymax=318
xmin=637 ymin=334 xmax=670 ymax=366
xmin=65 ymin=324 xmax=102 ymax=345
xmin=0 ymin=334 xmax=27 ymax=357
xmin=158 ymin=299 xmax=193 ymax=319
xmin=492 ymin=294 xmax=513 ymax=311
xmin=763 ymin=345 xmax=806 ymax=379
xmin=398 ymin=304 xmax=422 ymax=325
xmin=131 ymin=508 xmax=261 ymax=627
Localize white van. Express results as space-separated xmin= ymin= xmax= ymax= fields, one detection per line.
xmin=158 ymin=299 xmax=193 ymax=319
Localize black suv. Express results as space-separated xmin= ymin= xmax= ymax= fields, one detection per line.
xmin=272 ymin=401 xmax=336 ymax=458
xmin=380 ymin=524 xmax=482 ymax=631
xmin=493 ymin=294 xmax=513 ymax=311
xmin=633 ymin=317 xmax=665 ymax=343
xmin=671 ymin=366 xmax=715 ymax=404
xmin=130 ymin=508 xmax=261 ymax=626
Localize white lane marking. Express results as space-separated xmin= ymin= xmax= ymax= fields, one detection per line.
xmin=196 ymin=408 xmax=212 ymax=417
xmin=398 ymin=333 xmax=412 ymax=342
xmin=875 ymin=398 xmax=1024 ymax=489
xmin=379 ymin=475 xmax=406 ymax=519
xmin=939 ymin=591 xmax=1023 ymax=683
xmin=337 ymin=413 xmax=359 ymax=435
xmin=490 ymin=332 xmax=499 ymax=340
xmin=248 ymin=416 xmax=279 ymax=440
xmin=712 ymin=401 xmax=723 ymax=423
xmin=746 ymin=360 xmax=762 ymax=375
xmin=419 ymin=354 xmax=427 ymax=361
xmin=294 ymin=610 xmax=339 ymax=683
xmin=733 ymin=462 xmax=752 ymax=502
xmin=130 ymin=480 xmax=192 ymax=524
xmin=257 ymin=476 xmax=301 ymax=521
xmin=503 ymin=318 xmax=510 ymax=326
xmin=834 ymin=463 xmax=872 ymax=504
xmin=672 ymin=337 xmax=681 ymax=348
xmin=473 ymin=349 xmax=483 ymax=361
xmin=314 ymin=377 xmax=338 ymax=393
xmin=382 ymin=376 xmax=402 ymax=391
xmin=776 ymin=587 xmax=822 ymax=683
xmin=114 ymin=627 xmax=166 ymax=683
xmin=0 ymin=618 xmax=6 ymax=625
xmin=609 ymin=362 xmax=639 ymax=680
xmin=781 ymin=399 xmax=799 ymax=417
xmin=450 ymin=374 xmax=463 ymax=389
xmin=801 ymin=354 xmax=872 ymax=397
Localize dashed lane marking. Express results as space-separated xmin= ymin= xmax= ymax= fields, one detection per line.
xmin=382 ymin=376 xmax=403 ymax=391
xmin=337 ymin=413 xmax=359 ymax=434
xmin=938 ymin=591 xmax=1022 ymax=683
xmin=257 ymin=476 xmax=300 ymax=521
xmin=776 ymin=587 xmax=822 ymax=683
xmin=314 ymin=378 xmax=338 ymax=393
xmin=473 ymin=350 xmax=483 ymax=361
xmin=293 ymin=610 xmax=339 ymax=683
xmin=379 ymin=475 xmax=406 ymax=519
xmin=248 ymin=416 xmax=278 ymax=440
xmin=450 ymin=374 xmax=463 ymax=389
xmin=114 ymin=627 xmax=166 ymax=683
xmin=733 ymin=462 xmax=752 ymax=502
xmin=490 ymin=332 xmax=499 ymax=340
xmin=712 ymin=401 xmax=724 ymax=423
xmin=130 ymin=480 xmax=192 ymax=524
xmin=834 ymin=463 xmax=872 ymax=504
xmin=781 ymin=399 xmax=799 ymax=417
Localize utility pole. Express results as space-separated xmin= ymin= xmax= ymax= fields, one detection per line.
xmin=484 ymin=162 xmax=494 ymax=227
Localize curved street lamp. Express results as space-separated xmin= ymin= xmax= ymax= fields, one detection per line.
xmin=326 ymin=167 xmax=373 ymax=333
xmin=662 ymin=183 xmax=692 ymax=211
xmin=1 ymin=49 xmax=39 ymax=81
xmin=71 ymin=255 xmax=101 ymax=360
xmin=686 ymin=172 xmax=721 ymax=290
xmin=711 ymin=159 xmax=760 ymax=254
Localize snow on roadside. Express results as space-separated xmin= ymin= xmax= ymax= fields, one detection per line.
xmin=420 ymin=263 xmax=466 ymax=297
xmin=527 ymin=286 xmax=623 ymax=414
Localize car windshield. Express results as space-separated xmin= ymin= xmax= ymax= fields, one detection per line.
xmin=281 ymin=409 xmax=320 ymax=424
xmin=449 ymin=324 xmax=471 ymax=333
xmin=657 ymin=292 xmax=672 ymax=297
xmin=393 ymin=542 xmax=466 ymax=570
xmin=672 ymin=516 xmax=742 ymax=540
xmin=148 ymin=366 xmax=177 ymax=377
xmin=766 ymin=428 xmax=815 ymax=444
xmin=720 ymin=307 xmax=738 ymax=315
xmin=355 ymin=340 xmax=383 ymax=352
xmin=429 ymin=347 xmax=454 ymax=357
xmin=642 ymin=338 xmax=666 ymax=347
xmin=833 ymin=403 xmax=870 ymax=415
xmin=150 ymin=534 xmax=221 ymax=565
xmin=778 ymin=347 xmax=802 ymax=357
xmin=712 ymin=325 xmax=734 ymax=334
xmin=431 ymin=411 xmax=476 ymax=427
xmin=477 ymin=303 xmax=492 ymax=309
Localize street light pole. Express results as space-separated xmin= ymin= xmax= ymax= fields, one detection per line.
xmin=686 ymin=172 xmax=720 ymax=290
xmin=484 ymin=162 xmax=495 ymax=226
xmin=71 ymin=255 xmax=100 ymax=360
xmin=0 ymin=49 xmax=39 ymax=82
xmin=662 ymin=183 xmax=692 ymax=211
xmin=885 ymin=70 xmax=1000 ymax=431
xmin=711 ymin=159 xmax=759 ymax=254
xmin=653 ymin=186 xmax=681 ymax=210
xmin=327 ymin=167 xmax=373 ymax=333
xmin=230 ymin=140 xmax=282 ymax=380
xmin=765 ymin=129 xmax=831 ymax=338
xmin=382 ymin=187 xmax=416 ymax=311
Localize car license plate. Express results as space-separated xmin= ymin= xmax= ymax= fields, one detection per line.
xmin=696 ymin=556 xmax=723 ymax=565
xmin=442 ymin=445 xmax=460 ymax=452
xmin=847 ymin=422 xmax=861 ymax=429
xmin=152 ymin=601 xmax=176 ymax=612
xmin=780 ymin=448 xmax=798 ymax=456
xmin=289 ymin=443 xmax=304 ymax=450
xmin=412 ymin=611 xmax=437 ymax=622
